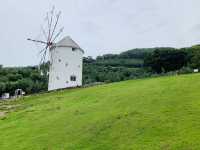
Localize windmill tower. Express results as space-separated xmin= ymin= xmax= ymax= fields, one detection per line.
xmin=27 ymin=7 xmax=84 ymax=91
xmin=48 ymin=36 xmax=84 ymax=91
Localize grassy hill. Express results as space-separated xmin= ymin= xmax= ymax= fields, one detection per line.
xmin=0 ymin=74 xmax=200 ymax=150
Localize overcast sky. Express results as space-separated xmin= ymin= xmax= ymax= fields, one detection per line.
xmin=0 ymin=0 xmax=200 ymax=67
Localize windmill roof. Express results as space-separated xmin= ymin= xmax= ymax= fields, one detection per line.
xmin=55 ymin=36 xmax=84 ymax=53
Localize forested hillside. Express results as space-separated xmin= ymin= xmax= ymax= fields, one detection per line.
xmin=0 ymin=45 xmax=200 ymax=95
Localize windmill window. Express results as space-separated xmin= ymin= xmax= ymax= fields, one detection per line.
xmin=78 ymin=65 xmax=80 ymax=68
xmin=56 ymin=76 xmax=60 ymax=80
xmin=65 ymin=63 xmax=68 ymax=67
xmin=72 ymin=48 xmax=76 ymax=51
xmin=70 ymin=76 xmax=76 ymax=81
xmin=58 ymin=59 xmax=62 ymax=62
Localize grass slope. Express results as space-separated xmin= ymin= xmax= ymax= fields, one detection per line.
xmin=1 ymin=74 xmax=200 ymax=150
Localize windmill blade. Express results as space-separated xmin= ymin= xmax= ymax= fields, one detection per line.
xmin=45 ymin=12 xmax=51 ymax=41
xmin=52 ymin=27 xmax=64 ymax=42
xmin=51 ymin=5 xmax=55 ymax=14
xmin=38 ymin=47 xmax=47 ymax=56
xmin=46 ymin=12 xmax=50 ymax=27
xmin=33 ymin=34 xmax=44 ymax=48
xmin=39 ymin=49 xmax=48 ymax=66
xmin=43 ymin=48 xmax=48 ymax=62
xmin=40 ymin=25 xmax=48 ymax=41
xmin=27 ymin=6 xmax=63 ymax=69
xmin=27 ymin=38 xmax=47 ymax=44
xmin=49 ymin=11 xmax=61 ymax=42
xmin=39 ymin=43 xmax=50 ymax=64
xmin=47 ymin=6 xmax=55 ymax=42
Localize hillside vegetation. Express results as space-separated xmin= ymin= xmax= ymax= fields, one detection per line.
xmin=1 ymin=46 xmax=200 ymax=95
xmin=0 ymin=73 xmax=200 ymax=149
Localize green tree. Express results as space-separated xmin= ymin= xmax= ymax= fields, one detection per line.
xmin=144 ymin=49 xmax=187 ymax=73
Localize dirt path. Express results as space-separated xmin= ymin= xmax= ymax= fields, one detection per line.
xmin=0 ymin=112 xmax=6 ymax=118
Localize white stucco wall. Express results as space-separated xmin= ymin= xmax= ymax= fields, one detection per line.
xmin=48 ymin=46 xmax=83 ymax=91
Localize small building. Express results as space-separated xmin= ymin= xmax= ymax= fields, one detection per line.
xmin=14 ymin=89 xmax=25 ymax=98
xmin=194 ymin=69 xmax=199 ymax=73
xmin=1 ymin=93 xmax=10 ymax=100
xmin=48 ymin=36 xmax=84 ymax=91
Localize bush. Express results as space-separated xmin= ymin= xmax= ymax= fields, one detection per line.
xmin=178 ymin=67 xmax=193 ymax=74
xmin=144 ymin=49 xmax=187 ymax=73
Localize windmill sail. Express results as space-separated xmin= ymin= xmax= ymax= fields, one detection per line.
xmin=27 ymin=6 xmax=63 ymax=67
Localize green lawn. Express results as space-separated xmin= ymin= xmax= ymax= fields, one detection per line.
xmin=1 ymin=74 xmax=200 ymax=150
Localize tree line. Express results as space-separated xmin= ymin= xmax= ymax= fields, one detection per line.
xmin=0 ymin=45 xmax=200 ymax=95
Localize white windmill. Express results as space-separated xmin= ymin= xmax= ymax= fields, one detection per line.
xmin=28 ymin=6 xmax=84 ymax=91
